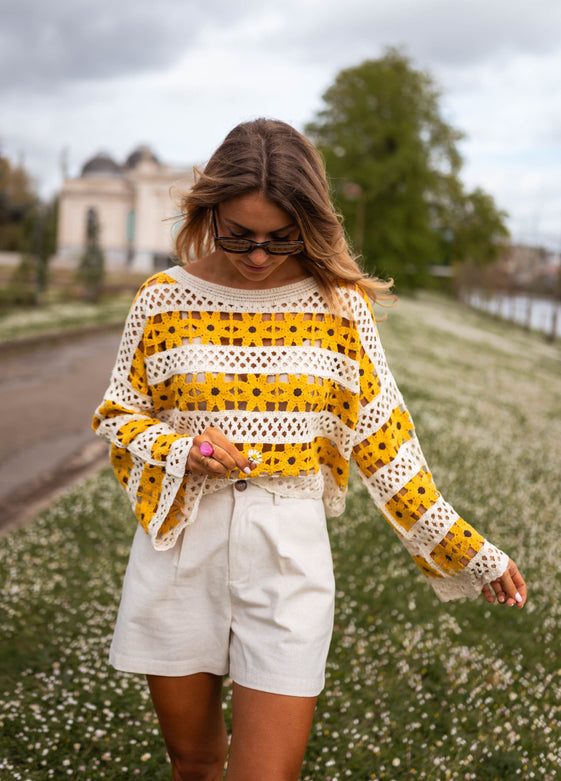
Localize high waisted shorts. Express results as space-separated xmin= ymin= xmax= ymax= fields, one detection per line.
xmin=109 ymin=481 xmax=336 ymax=697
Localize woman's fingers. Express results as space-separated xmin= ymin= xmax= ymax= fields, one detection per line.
xmin=188 ymin=427 xmax=254 ymax=476
xmin=481 ymin=558 xmax=527 ymax=609
xmin=507 ymin=560 xmax=527 ymax=607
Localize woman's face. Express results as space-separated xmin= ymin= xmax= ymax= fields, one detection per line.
xmin=213 ymin=191 xmax=306 ymax=288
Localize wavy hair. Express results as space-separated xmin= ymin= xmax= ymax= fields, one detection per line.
xmin=173 ymin=118 xmax=395 ymax=309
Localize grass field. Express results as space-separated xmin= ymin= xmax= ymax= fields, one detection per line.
xmin=1 ymin=292 xmax=560 ymax=780
xmin=0 ymin=265 xmax=145 ymax=343
xmin=0 ymin=296 xmax=132 ymax=344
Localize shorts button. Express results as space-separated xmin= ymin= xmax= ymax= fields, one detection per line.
xmin=235 ymin=480 xmax=248 ymax=492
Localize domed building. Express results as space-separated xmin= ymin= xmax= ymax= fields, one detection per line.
xmin=55 ymin=146 xmax=193 ymax=272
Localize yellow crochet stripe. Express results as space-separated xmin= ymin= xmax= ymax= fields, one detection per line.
xmin=218 ymin=438 xmax=347 ymax=487
xmin=411 ymin=554 xmax=444 ymax=579
xmin=95 ymin=400 xmax=180 ymax=464
xmin=430 ymin=519 xmax=485 ymax=575
xmin=135 ymin=463 xmax=165 ymax=523
xmin=352 ymin=407 xmax=413 ymax=475
xmin=142 ymin=310 xmax=356 ymax=354
xmin=385 ymin=468 xmax=441 ymax=533
xmin=358 ymin=347 xmax=382 ymax=406
xmin=157 ymin=482 xmax=188 ymax=539
xmin=151 ymin=372 xmax=330 ymax=414
xmin=111 ymin=442 xmax=192 ymax=538
xmin=110 ymin=446 xmax=133 ymax=492
xmin=129 ymin=347 xmax=149 ymax=394
xmin=151 ymin=374 xmax=360 ymax=426
xmin=114 ymin=417 xmax=156 ymax=447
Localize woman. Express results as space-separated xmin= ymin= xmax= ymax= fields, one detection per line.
xmin=93 ymin=118 xmax=526 ymax=781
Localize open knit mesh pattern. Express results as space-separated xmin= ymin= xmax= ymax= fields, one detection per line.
xmin=92 ymin=266 xmax=508 ymax=601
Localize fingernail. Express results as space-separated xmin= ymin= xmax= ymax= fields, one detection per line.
xmin=243 ymin=466 xmax=252 ymax=475
xmin=515 ymin=592 xmax=522 ymax=603
xmin=498 ymin=595 xmax=505 ymax=603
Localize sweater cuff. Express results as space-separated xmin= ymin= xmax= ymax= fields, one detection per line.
xmin=429 ymin=545 xmax=509 ymax=602
xmin=165 ymin=436 xmax=194 ymax=478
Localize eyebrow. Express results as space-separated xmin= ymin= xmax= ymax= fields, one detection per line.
xmin=224 ymin=217 xmax=296 ymax=234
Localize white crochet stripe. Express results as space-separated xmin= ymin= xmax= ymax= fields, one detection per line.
xmin=134 ymin=274 xmax=326 ymax=318
xmin=196 ymin=472 xmax=326 ymax=499
xmin=347 ymin=290 xmax=400 ymax=395
xmin=429 ymin=541 xmax=509 ymax=602
xmin=128 ymin=422 xmax=177 ymax=465
xmin=356 ymin=437 xmax=428 ymax=508
xmin=126 ymin=458 xmax=144 ymax=509
xmin=98 ymin=414 xmax=187 ymax=473
xmin=166 ymin=436 xmax=195 ymax=478
xmin=321 ymin=466 xmax=347 ymax=515
xmin=254 ymin=471 xmax=326 ymax=499
xmin=102 ymin=379 xmax=154 ymax=414
xmin=353 ymin=381 xmax=403 ymax=443
xmin=96 ymin=414 xmax=153 ymax=447
xmin=167 ymin=266 xmax=332 ymax=313
xmin=402 ymin=494 xmax=461 ymax=551
xmin=110 ymin=301 xmax=147 ymax=380
xmin=163 ymin=408 xmax=356 ymax=457
xmin=144 ymin=343 xmax=360 ymax=393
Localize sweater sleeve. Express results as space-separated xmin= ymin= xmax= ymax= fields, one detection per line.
xmin=92 ymin=280 xmax=206 ymax=549
xmin=349 ymin=290 xmax=508 ymax=601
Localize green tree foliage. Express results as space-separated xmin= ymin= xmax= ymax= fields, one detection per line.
xmin=305 ymin=48 xmax=509 ymax=290
xmin=0 ymin=152 xmax=38 ymax=252
xmin=76 ymin=209 xmax=105 ymax=302
xmin=0 ymin=151 xmax=60 ymax=308
xmin=443 ymin=187 xmax=509 ymax=267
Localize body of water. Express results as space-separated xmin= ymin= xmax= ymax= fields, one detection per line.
xmin=465 ymin=291 xmax=561 ymax=339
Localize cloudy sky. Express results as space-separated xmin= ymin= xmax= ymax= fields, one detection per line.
xmin=1 ymin=0 xmax=560 ymax=248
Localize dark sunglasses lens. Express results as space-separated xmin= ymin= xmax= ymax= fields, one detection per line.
xmin=216 ymin=238 xmax=304 ymax=255
xmin=216 ymin=238 xmax=252 ymax=253
xmin=267 ymin=242 xmax=303 ymax=255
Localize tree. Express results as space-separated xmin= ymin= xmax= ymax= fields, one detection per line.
xmin=305 ymin=48 xmax=509 ymax=290
xmin=76 ymin=208 xmax=105 ymax=302
xmin=0 ymin=151 xmax=38 ymax=252
xmin=443 ymin=187 xmax=509 ymax=267
xmin=0 ymin=151 xmax=59 ymax=306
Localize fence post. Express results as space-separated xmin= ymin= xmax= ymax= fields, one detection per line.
xmin=548 ymin=304 xmax=559 ymax=343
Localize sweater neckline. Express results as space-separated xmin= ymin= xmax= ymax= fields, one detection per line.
xmin=169 ymin=265 xmax=318 ymax=302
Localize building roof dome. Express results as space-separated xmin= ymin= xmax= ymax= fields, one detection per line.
xmin=81 ymin=152 xmax=121 ymax=177
xmin=125 ymin=145 xmax=160 ymax=169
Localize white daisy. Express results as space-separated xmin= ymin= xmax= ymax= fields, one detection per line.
xmin=247 ymin=448 xmax=263 ymax=464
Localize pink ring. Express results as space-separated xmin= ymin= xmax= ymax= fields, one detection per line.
xmin=200 ymin=441 xmax=214 ymax=458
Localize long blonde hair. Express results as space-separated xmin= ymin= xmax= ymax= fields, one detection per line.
xmin=174 ymin=118 xmax=395 ymax=308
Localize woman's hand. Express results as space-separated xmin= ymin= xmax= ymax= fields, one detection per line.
xmin=187 ymin=427 xmax=255 ymax=477
xmin=481 ymin=558 xmax=527 ymax=608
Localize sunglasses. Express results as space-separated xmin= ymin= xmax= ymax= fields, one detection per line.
xmin=212 ymin=209 xmax=304 ymax=256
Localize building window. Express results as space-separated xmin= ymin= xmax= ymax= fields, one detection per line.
xmin=127 ymin=209 xmax=136 ymax=243
xmin=85 ymin=208 xmax=100 ymax=243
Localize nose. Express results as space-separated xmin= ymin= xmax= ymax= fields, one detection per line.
xmin=247 ymin=247 xmax=269 ymax=264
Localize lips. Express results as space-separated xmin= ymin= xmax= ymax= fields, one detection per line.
xmin=243 ymin=262 xmax=270 ymax=272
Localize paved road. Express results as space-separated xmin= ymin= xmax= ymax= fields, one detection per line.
xmin=0 ymin=329 xmax=122 ymax=533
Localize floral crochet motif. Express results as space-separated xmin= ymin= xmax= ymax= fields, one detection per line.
xmin=92 ymin=266 xmax=508 ymax=601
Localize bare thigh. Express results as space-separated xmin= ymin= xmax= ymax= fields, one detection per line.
xmin=226 ymin=683 xmax=317 ymax=781
xmin=147 ymin=673 xmax=228 ymax=781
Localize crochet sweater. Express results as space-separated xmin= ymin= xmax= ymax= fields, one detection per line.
xmin=92 ymin=265 xmax=508 ymax=601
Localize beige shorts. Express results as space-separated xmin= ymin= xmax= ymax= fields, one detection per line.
xmin=109 ymin=481 xmax=335 ymax=697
